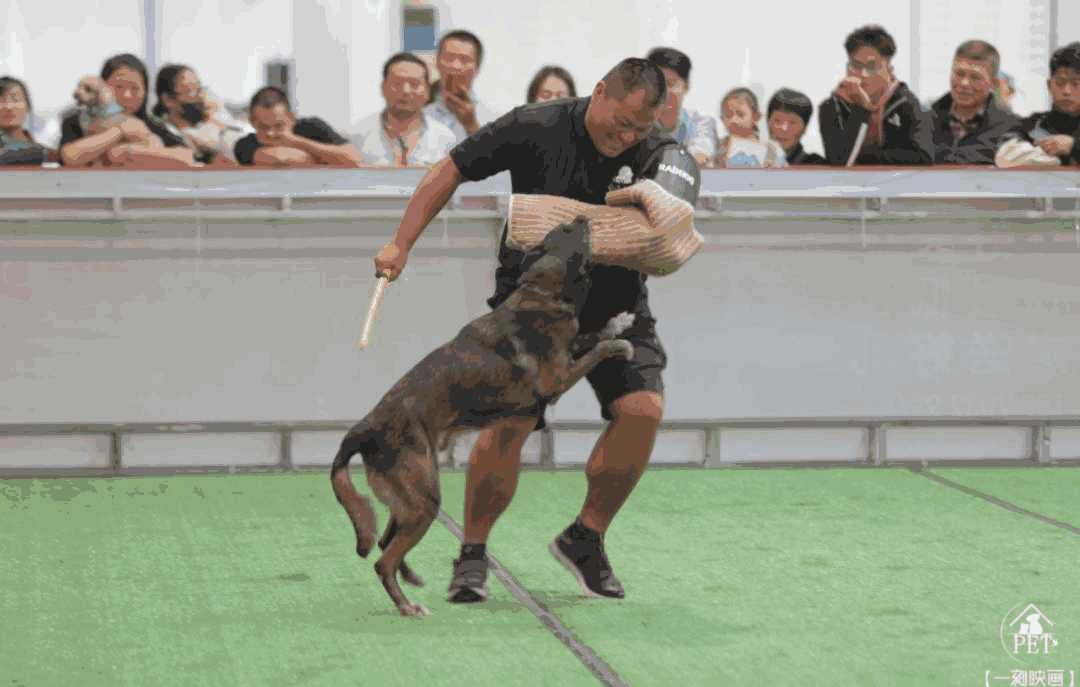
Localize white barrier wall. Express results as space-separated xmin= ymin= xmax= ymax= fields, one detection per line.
xmin=2 ymin=169 xmax=1080 ymax=470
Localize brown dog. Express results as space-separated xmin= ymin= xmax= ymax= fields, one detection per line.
xmin=330 ymin=217 xmax=635 ymax=616
xmin=72 ymin=76 xmax=130 ymax=136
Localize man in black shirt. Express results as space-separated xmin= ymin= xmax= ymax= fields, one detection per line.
xmin=233 ymin=87 xmax=361 ymax=167
xmin=997 ymin=42 xmax=1080 ymax=166
xmin=373 ymin=58 xmax=700 ymax=603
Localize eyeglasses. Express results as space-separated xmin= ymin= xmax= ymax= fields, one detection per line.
xmin=0 ymin=93 xmax=27 ymax=105
xmin=847 ymin=59 xmax=885 ymax=77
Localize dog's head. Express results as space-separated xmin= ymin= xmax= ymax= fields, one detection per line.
xmin=517 ymin=216 xmax=592 ymax=307
xmin=73 ymin=77 xmax=114 ymax=109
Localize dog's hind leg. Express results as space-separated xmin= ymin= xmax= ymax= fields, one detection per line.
xmin=371 ymin=457 xmax=441 ymax=617
xmin=330 ymin=440 xmax=377 ymax=558
xmin=378 ymin=518 xmax=425 ymax=587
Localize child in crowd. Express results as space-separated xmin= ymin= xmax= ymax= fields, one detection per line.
xmin=713 ymin=87 xmax=787 ymax=168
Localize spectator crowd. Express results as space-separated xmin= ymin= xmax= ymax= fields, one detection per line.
xmin=1 ymin=26 xmax=1077 ymax=169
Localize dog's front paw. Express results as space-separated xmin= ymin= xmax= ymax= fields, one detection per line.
xmin=598 ymin=339 xmax=634 ymax=361
xmin=601 ymin=312 xmax=636 ymax=340
xmin=399 ymin=603 xmax=431 ymax=617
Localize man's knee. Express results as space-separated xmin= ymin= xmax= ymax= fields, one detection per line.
xmin=471 ymin=416 xmax=534 ymax=462
xmin=609 ymin=391 xmax=664 ymax=426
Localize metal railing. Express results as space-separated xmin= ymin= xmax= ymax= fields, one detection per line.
xmin=2 ymin=416 xmax=1079 ymax=479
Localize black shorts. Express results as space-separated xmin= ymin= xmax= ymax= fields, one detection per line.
xmin=529 ymin=327 xmax=667 ymax=431
xmin=488 ymin=270 xmax=666 ymax=431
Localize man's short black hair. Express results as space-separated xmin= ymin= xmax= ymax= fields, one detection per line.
xmin=438 ymin=29 xmax=484 ymax=67
xmin=646 ymin=47 xmax=692 ymax=84
xmin=382 ymin=52 xmax=430 ymax=82
xmin=601 ymin=58 xmax=667 ymax=108
xmin=954 ymin=40 xmax=1000 ymax=77
xmin=844 ymin=24 xmax=897 ymax=59
xmin=249 ymin=86 xmax=290 ymax=113
xmin=767 ymin=88 xmax=813 ymax=125
xmin=1049 ymin=41 xmax=1080 ymax=76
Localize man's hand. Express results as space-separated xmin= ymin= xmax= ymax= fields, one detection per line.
xmin=444 ymin=88 xmax=479 ymax=133
xmin=374 ymin=242 xmax=409 ymax=281
xmin=835 ymin=77 xmax=872 ymax=109
xmin=253 ymin=146 xmax=316 ymax=167
xmin=605 ymin=179 xmax=695 ymax=231
xmin=1036 ymin=135 xmax=1075 ymax=157
xmin=275 ymin=129 xmax=311 ymax=151
xmin=273 ymin=147 xmax=315 ymax=165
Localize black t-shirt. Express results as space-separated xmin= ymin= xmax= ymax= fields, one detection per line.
xmin=58 ymin=111 xmax=186 ymax=165
xmin=450 ymin=96 xmax=700 ymax=333
xmin=233 ymin=117 xmax=347 ymax=165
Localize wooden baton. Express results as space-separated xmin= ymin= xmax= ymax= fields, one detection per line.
xmin=357 ymin=275 xmax=389 ymax=350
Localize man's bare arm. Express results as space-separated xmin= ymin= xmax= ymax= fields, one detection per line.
xmin=374 ymin=156 xmax=464 ymax=279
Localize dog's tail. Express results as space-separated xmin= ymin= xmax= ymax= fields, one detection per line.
xmin=330 ymin=428 xmax=378 ymax=558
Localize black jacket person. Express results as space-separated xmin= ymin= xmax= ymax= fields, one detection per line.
xmin=930 ymin=40 xmax=1021 ymax=165
xmin=819 ymin=82 xmax=933 ymax=165
xmin=819 ymin=24 xmax=933 ymax=166
xmin=930 ymin=92 xmax=1019 ymax=164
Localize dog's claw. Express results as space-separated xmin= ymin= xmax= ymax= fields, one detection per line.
xmin=357 ymin=535 xmax=375 ymax=558
xmin=601 ymin=312 xmax=635 ymax=339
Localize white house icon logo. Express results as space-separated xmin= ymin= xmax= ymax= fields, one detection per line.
xmin=1000 ymin=603 xmax=1060 ymax=661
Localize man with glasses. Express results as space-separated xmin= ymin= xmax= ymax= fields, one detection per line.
xmin=819 ymin=24 xmax=933 ymax=166
xmin=351 ymin=52 xmax=456 ymax=167
xmin=929 ymin=41 xmax=1019 ymax=165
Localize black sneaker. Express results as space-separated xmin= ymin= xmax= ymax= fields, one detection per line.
xmin=549 ymin=522 xmax=625 ymax=599
xmin=447 ymin=556 xmax=489 ymax=603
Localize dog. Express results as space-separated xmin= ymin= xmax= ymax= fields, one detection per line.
xmin=72 ymin=77 xmax=130 ymax=136
xmin=330 ymin=216 xmax=636 ymax=617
